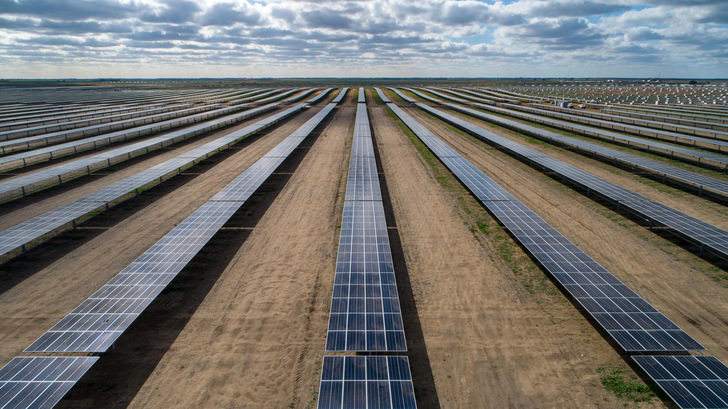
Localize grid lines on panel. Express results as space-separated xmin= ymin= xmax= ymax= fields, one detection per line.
xmin=632 ymin=356 xmax=728 ymax=409
xmin=325 ymin=103 xmax=406 ymax=352
xmin=0 ymin=356 xmax=97 ymax=409
xmin=317 ymin=356 xmax=416 ymax=409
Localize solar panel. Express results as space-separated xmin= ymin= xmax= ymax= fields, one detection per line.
xmin=413 ymin=103 xmax=728 ymax=262
xmin=388 ymin=88 xmax=415 ymax=103
xmin=332 ymin=88 xmax=349 ymax=104
xmin=24 ymin=102 xmax=340 ymax=353
xmin=325 ymin=103 xmax=406 ymax=352
xmin=358 ymin=88 xmax=366 ymax=104
xmin=0 ymin=356 xmax=98 ymax=409
xmin=632 ymin=356 xmax=728 ymax=409
xmin=386 ymin=103 xmax=703 ymax=353
xmin=307 ymin=88 xmax=335 ymax=104
xmin=374 ymin=88 xmax=391 ymax=103
xmin=443 ymin=103 xmax=728 ymax=200
xmin=318 ymin=356 xmax=417 ymax=409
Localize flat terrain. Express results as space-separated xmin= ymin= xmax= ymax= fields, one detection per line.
xmin=0 ymin=86 xmax=726 ymax=408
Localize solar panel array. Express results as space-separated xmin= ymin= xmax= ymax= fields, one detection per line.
xmin=0 ymin=356 xmax=98 ymax=409
xmin=23 ymin=102 xmax=338 ymax=353
xmin=325 ymin=102 xmax=406 ymax=352
xmin=415 ymin=103 xmax=728 ymax=261
xmin=374 ymin=88 xmax=391 ymax=103
xmin=0 ymin=103 xmax=278 ymax=203
xmin=332 ymin=88 xmax=350 ymax=104
xmin=0 ymin=98 xmax=340 ymax=408
xmin=443 ymin=103 xmax=728 ymax=200
xmin=357 ymin=87 xmax=366 ymax=104
xmin=632 ymin=356 xmax=728 ymax=409
xmin=428 ymin=88 xmax=728 ymax=171
xmin=387 ymin=102 xmax=703 ymax=353
xmin=0 ymin=103 xmax=254 ymax=171
xmin=318 ymin=356 xmax=417 ymax=409
xmin=0 ymin=104 xmax=219 ymax=154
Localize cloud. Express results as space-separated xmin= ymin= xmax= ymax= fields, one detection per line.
xmin=0 ymin=0 xmax=725 ymax=78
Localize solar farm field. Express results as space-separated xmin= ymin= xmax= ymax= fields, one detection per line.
xmin=0 ymin=82 xmax=727 ymax=409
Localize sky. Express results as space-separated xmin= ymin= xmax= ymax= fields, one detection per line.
xmin=0 ymin=0 xmax=726 ymax=79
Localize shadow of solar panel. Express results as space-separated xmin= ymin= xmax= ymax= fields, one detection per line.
xmin=633 ymin=356 xmax=728 ymax=409
xmin=318 ymin=356 xmax=417 ymax=409
xmin=0 ymin=356 xmax=98 ymax=409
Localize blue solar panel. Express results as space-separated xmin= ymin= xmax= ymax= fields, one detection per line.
xmin=633 ymin=356 xmax=728 ymax=409
xmin=318 ymin=356 xmax=417 ymax=409
xmin=0 ymin=356 xmax=98 ymax=409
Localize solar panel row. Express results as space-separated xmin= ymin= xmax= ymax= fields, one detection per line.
xmin=325 ymin=102 xmax=406 ymax=352
xmin=443 ymin=103 xmax=728 ymax=200
xmin=318 ymin=101 xmax=415 ymax=409
xmin=332 ymin=88 xmax=350 ymax=104
xmin=358 ymin=87 xmax=366 ymax=104
xmin=284 ymin=88 xmax=318 ymax=103
xmin=414 ymin=103 xmax=728 ymax=261
xmin=374 ymin=88 xmax=391 ymax=103
xmin=307 ymin=88 xmax=335 ymax=104
xmin=387 ymin=102 xmax=702 ymax=353
xmin=388 ymin=88 xmax=415 ymax=103
xmin=0 ymin=97 xmax=342 ymax=409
